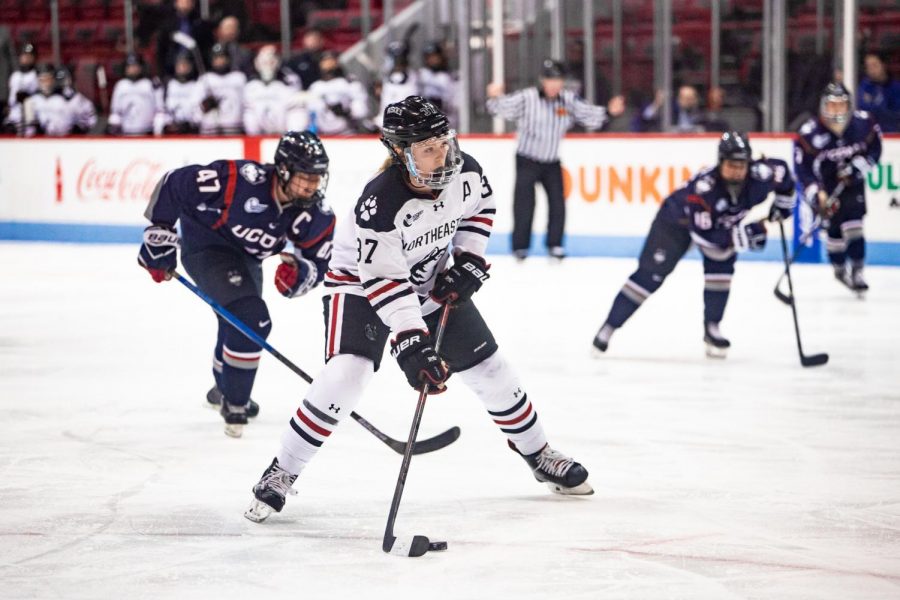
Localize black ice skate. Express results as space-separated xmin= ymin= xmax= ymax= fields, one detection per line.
xmin=850 ymin=265 xmax=869 ymax=296
xmin=207 ymin=386 xmax=259 ymax=418
xmin=220 ymin=400 xmax=248 ymax=438
xmin=244 ymin=458 xmax=298 ymax=523
xmin=509 ymin=440 xmax=593 ymax=495
xmin=703 ymin=321 xmax=730 ymax=359
xmin=592 ymin=323 xmax=615 ymax=355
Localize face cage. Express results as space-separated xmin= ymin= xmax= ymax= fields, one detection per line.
xmin=401 ymin=132 xmax=463 ymax=190
xmin=279 ymin=165 xmax=329 ymax=206
xmin=820 ymin=96 xmax=851 ymax=129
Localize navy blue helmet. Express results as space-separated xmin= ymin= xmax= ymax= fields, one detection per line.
xmin=718 ymin=131 xmax=751 ymax=163
xmin=274 ymin=131 xmax=330 ymax=206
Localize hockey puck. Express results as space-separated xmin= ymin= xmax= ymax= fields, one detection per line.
xmin=428 ymin=541 xmax=448 ymax=552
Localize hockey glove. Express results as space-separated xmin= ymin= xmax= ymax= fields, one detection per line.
xmin=274 ymin=252 xmax=319 ymax=298
xmin=138 ymin=225 xmax=179 ymax=282
xmin=391 ymin=330 xmax=449 ymax=394
xmin=431 ymin=252 xmax=490 ymax=306
xmin=200 ymin=96 xmax=220 ymax=113
xmin=731 ymin=221 xmax=767 ymax=252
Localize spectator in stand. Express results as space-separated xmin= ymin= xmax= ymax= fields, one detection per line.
xmin=157 ymin=0 xmax=213 ymax=78
xmin=158 ymin=51 xmax=200 ymax=135
xmin=700 ymin=86 xmax=730 ymax=132
xmin=285 ymin=28 xmax=325 ymax=90
xmin=214 ymin=16 xmax=254 ymax=77
xmin=633 ymin=85 xmax=705 ymax=132
xmin=418 ymin=41 xmax=457 ymax=127
xmin=306 ymin=51 xmax=374 ymax=135
xmin=108 ymin=53 xmax=163 ymax=136
xmin=858 ymin=51 xmax=900 ymax=133
xmin=4 ymin=43 xmax=39 ymax=134
xmin=243 ymin=45 xmax=308 ymax=134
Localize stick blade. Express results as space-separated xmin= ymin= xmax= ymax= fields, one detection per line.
xmin=774 ymin=287 xmax=793 ymax=306
xmin=411 ymin=426 xmax=461 ymax=455
xmin=801 ymin=353 xmax=829 ymax=367
xmin=383 ymin=534 xmax=432 ymax=557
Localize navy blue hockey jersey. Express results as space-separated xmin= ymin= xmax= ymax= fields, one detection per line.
xmin=794 ymin=112 xmax=883 ymax=197
xmin=660 ymin=158 xmax=795 ymax=260
xmin=144 ymin=159 xmax=335 ymax=265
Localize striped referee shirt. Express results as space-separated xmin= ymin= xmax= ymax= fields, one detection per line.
xmin=486 ymin=87 xmax=609 ymax=163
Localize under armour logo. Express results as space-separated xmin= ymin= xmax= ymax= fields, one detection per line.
xmin=433 ymin=201 xmax=444 ymax=212
xmin=513 ymin=387 xmax=522 ymax=399
xmin=328 ymin=404 xmax=340 ymax=414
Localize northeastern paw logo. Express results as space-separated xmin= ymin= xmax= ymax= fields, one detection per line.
xmin=359 ymin=195 xmax=378 ymax=221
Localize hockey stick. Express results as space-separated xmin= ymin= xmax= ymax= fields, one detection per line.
xmin=775 ymin=219 xmax=829 ymax=367
xmin=172 ymin=271 xmax=460 ymax=454
xmin=383 ymin=303 xmax=452 ymax=558
xmin=774 ymin=182 xmax=845 ymax=305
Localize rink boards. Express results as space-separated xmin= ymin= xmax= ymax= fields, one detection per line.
xmin=1 ymin=134 xmax=898 ymax=264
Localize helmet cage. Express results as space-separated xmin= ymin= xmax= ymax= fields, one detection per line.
xmin=820 ymin=86 xmax=852 ymax=131
xmin=274 ymin=132 xmax=330 ymax=207
xmin=399 ymin=131 xmax=463 ymax=190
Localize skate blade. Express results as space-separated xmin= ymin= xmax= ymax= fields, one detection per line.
xmin=244 ymin=499 xmax=274 ymax=523
xmin=224 ymin=423 xmax=244 ymax=438
xmin=705 ymin=344 xmax=728 ymax=359
xmin=546 ymin=481 xmax=594 ymax=496
xmin=590 ymin=346 xmax=606 ymax=359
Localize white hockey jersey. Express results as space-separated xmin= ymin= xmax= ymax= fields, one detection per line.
xmin=325 ymin=152 xmax=495 ymax=334
xmin=5 ymin=69 xmax=39 ymax=130
xmin=159 ymin=78 xmax=200 ymax=133
xmin=63 ymin=89 xmax=98 ymax=133
xmin=376 ymin=70 xmax=420 ymax=127
xmin=195 ymin=70 xmax=247 ymax=134
xmin=306 ymin=76 xmax=369 ymax=135
xmin=242 ymin=77 xmax=307 ymax=135
xmin=22 ymin=92 xmax=76 ymax=136
xmin=108 ymin=77 xmax=163 ymax=135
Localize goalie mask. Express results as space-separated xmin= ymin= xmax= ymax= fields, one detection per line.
xmin=381 ymin=95 xmax=463 ymax=190
xmin=274 ymin=131 xmax=330 ymax=207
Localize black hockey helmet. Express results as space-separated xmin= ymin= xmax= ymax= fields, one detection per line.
xmin=819 ymin=81 xmax=852 ymax=132
xmin=274 ymin=130 xmax=330 ymax=207
xmin=124 ymin=52 xmax=145 ymax=79
xmin=386 ymin=39 xmax=410 ymax=60
xmin=381 ymin=95 xmax=462 ymax=189
xmin=540 ymin=58 xmax=566 ymax=79
xmin=717 ymin=131 xmax=751 ymax=163
xmin=20 ymin=42 xmax=36 ymax=57
xmin=422 ymin=41 xmax=443 ymax=57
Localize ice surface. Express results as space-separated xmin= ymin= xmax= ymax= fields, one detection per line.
xmin=1 ymin=243 xmax=899 ymax=600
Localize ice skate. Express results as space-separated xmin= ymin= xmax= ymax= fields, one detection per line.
xmin=220 ymin=400 xmax=248 ymax=438
xmin=703 ymin=321 xmax=730 ymax=359
xmin=244 ymin=458 xmax=298 ymax=523
xmin=206 ymin=386 xmax=259 ymax=418
xmin=513 ymin=250 xmax=528 ymax=263
xmin=548 ymin=246 xmax=566 ymax=263
xmin=591 ymin=323 xmax=615 ymax=356
xmin=510 ymin=441 xmax=593 ymax=495
xmin=850 ymin=265 xmax=869 ymax=297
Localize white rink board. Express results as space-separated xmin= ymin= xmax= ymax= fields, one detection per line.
xmin=1 ymin=134 xmax=898 ymax=245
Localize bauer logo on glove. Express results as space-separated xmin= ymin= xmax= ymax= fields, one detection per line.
xmin=138 ymin=224 xmax=179 ymax=282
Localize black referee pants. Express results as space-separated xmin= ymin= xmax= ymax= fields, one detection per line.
xmin=512 ymin=154 xmax=565 ymax=253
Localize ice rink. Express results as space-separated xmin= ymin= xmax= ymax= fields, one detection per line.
xmin=1 ymin=242 xmax=899 ymax=599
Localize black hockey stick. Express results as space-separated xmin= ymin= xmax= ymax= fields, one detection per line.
xmin=383 ymin=303 xmax=452 ymax=558
xmin=173 ymin=271 xmax=460 ymax=454
xmin=774 ymin=182 xmax=845 ymax=305
xmin=775 ymin=220 xmax=829 ymax=367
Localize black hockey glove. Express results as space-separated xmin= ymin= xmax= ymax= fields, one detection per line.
xmin=391 ymin=330 xmax=449 ymax=394
xmin=731 ymin=221 xmax=767 ymax=252
xmin=15 ymin=90 xmax=30 ymax=104
xmin=200 ymin=95 xmax=220 ymax=113
xmin=137 ymin=224 xmax=179 ymax=282
xmin=327 ymin=102 xmax=349 ymax=118
xmin=430 ymin=252 xmax=490 ymax=306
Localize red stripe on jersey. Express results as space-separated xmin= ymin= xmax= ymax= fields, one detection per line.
xmin=686 ymin=194 xmax=710 ymax=211
xmin=465 ymin=216 xmax=494 ymax=226
xmin=327 ymin=271 xmax=360 ymax=282
xmin=493 ymin=403 xmax=533 ymax=426
xmin=328 ymin=294 xmax=340 ymax=357
xmin=297 ymin=216 xmax=336 ymax=249
xmin=212 ymin=161 xmax=238 ymax=230
xmin=367 ymin=280 xmax=401 ymax=300
xmin=295 ymin=407 xmax=332 ymax=437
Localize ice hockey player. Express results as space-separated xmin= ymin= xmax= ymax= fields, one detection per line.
xmin=55 ymin=66 xmax=97 ymax=134
xmin=20 ymin=64 xmax=91 ymax=137
xmin=244 ymin=96 xmax=592 ymax=524
xmin=418 ymin=41 xmax=457 ymax=126
xmin=592 ymin=131 xmax=796 ymax=358
xmin=108 ymin=53 xmax=162 ymax=136
xmin=376 ymin=40 xmax=419 ymax=127
xmin=196 ymin=43 xmax=246 ymax=135
xmin=794 ymin=82 xmax=883 ymax=295
xmin=137 ymin=131 xmax=336 ymax=437
xmin=158 ymin=51 xmax=200 ymax=135
xmin=306 ymin=51 xmax=374 ymax=135
xmin=4 ymin=42 xmax=38 ymax=134
xmin=243 ymin=45 xmax=306 ymax=135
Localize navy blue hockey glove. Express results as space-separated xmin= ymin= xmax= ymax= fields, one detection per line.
xmin=391 ymin=330 xmax=449 ymax=394
xmin=430 ymin=252 xmax=490 ymax=306
xmin=731 ymin=221 xmax=767 ymax=252
xmin=274 ymin=253 xmax=319 ymax=298
xmin=138 ymin=225 xmax=179 ymax=282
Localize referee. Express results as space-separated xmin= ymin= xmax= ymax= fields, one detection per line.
xmin=487 ymin=58 xmax=625 ymax=260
